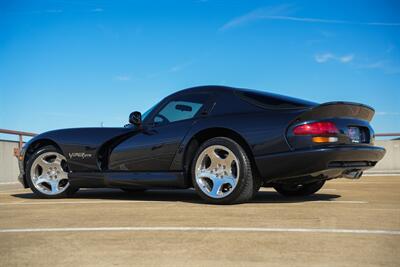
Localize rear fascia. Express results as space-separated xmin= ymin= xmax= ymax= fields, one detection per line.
xmin=287 ymin=118 xmax=375 ymax=150
xmin=255 ymin=101 xmax=385 ymax=182
xmin=255 ymin=145 xmax=385 ymax=182
xmin=286 ymin=102 xmax=376 ymax=150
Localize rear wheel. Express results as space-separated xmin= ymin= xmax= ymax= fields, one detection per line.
xmin=191 ymin=137 xmax=255 ymax=204
xmin=26 ymin=146 xmax=78 ymax=198
xmin=273 ymin=180 xmax=325 ymax=197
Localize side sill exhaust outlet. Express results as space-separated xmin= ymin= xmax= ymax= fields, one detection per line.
xmin=343 ymin=170 xmax=363 ymax=179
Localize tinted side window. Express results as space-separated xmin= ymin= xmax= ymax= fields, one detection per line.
xmin=153 ymin=93 xmax=210 ymax=125
xmin=236 ymin=90 xmax=316 ymax=109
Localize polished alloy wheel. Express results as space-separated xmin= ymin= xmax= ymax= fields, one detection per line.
xmin=195 ymin=145 xmax=240 ymax=199
xmin=30 ymin=152 xmax=70 ymax=195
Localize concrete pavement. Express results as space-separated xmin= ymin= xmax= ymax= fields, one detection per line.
xmin=0 ymin=176 xmax=399 ymax=266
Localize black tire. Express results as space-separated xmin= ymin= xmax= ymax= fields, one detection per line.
xmin=273 ymin=180 xmax=325 ymax=197
xmin=252 ymin=175 xmax=262 ymax=198
xmin=26 ymin=145 xmax=79 ymax=198
xmin=191 ymin=137 xmax=255 ymax=204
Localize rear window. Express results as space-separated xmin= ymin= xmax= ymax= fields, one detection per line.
xmin=236 ymin=89 xmax=317 ymax=109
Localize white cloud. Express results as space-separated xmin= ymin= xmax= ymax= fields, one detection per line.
xmin=114 ymin=75 xmax=131 ymax=81
xmin=355 ymin=60 xmax=400 ymax=74
xmin=220 ymin=6 xmax=400 ymax=31
xmin=220 ymin=5 xmax=294 ymax=31
xmin=168 ymin=61 xmax=193 ymax=73
xmin=315 ymin=51 xmax=399 ymax=75
xmin=384 ymin=67 xmax=400 ymax=75
xmin=314 ymin=53 xmax=354 ymax=64
xmin=357 ymin=61 xmax=385 ymax=69
xmin=339 ymin=54 xmax=354 ymax=63
xmin=91 ymin=8 xmax=104 ymax=12
xmin=314 ymin=53 xmax=335 ymax=63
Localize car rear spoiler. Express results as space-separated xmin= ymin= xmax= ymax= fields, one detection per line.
xmin=296 ymin=102 xmax=375 ymax=122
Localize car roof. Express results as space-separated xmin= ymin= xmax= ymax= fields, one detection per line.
xmin=171 ymin=85 xmax=317 ymax=110
xmin=174 ymin=85 xmax=237 ymax=95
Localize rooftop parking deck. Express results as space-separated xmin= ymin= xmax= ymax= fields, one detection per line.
xmin=0 ymin=176 xmax=399 ymax=266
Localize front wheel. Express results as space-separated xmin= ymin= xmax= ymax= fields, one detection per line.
xmin=191 ymin=137 xmax=255 ymax=204
xmin=273 ymin=180 xmax=325 ymax=197
xmin=26 ymin=146 xmax=78 ymax=198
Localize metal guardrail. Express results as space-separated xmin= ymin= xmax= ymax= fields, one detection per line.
xmin=0 ymin=129 xmax=37 ymax=158
xmin=0 ymin=129 xmax=399 ymax=159
xmin=375 ymin=133 xmax=400 ymax=137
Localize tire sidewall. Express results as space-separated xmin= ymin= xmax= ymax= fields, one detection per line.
xmin=191 ymin=137 xmax=253 ymax=204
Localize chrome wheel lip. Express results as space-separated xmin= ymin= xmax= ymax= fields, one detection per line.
xmin=195 ymin=145 xmax=240 ymax=199
xmin=30 ymin=152 xmax=70 ymax=195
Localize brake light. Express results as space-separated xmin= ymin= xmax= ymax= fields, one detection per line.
xmin=293 ymin=122 xmax=339 ymax=135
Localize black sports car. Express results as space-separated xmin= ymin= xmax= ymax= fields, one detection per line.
xmin=18 ymin=86 xmax=385 ymax=204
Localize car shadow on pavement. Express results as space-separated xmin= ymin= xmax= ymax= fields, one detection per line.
xmin=11 ymin=188 xmax=341 ymax=205
xmin=252 ymin=191 xmax=341 ymax=204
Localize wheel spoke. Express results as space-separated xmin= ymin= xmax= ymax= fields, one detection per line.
xmin=196 ymin=170 xmax=214 ymax=180
xmin=210 ymin=179 xmax=224 ymax=196
xmin=38 ymin=158 xmax=51 ymax=172
xmin=224 ymin=152 xmax=236 ymax=166
xmin=53 ymin=156 xmax=63 ymax=166
xmin=36 ymin=175 xmax=50 ymax=185
xmin=221 ymin=176 xmax=236 ymax=187
xmin=49 ymin=179 xmax=60 ymax=193
xmin=57 ymin=171 xmax=68 ymax=180
xmin=206 ymin=150 xmax=222 ymax=171
xmin=195 ymin=144 xmax=241 ymax=199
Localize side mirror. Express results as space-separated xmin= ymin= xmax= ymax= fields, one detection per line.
xmin=129 ymin=111 xmax=142 ymax=126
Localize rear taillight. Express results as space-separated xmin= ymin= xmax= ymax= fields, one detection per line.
xmin=293 ymin=122 xmax=339 ymax=135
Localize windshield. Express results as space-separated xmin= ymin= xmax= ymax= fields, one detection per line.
xmin=142 ymin=104 xmax=157 ymax=121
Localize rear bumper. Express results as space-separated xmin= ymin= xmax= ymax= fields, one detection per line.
xmin=255 ymin=145 xmax=386 ymax=182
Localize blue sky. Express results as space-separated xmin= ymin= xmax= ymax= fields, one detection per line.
xmin=1 ymin=0 xmax=399 ymax=140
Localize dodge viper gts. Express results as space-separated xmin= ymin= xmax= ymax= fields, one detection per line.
xmin=18 ymin=86 xmax=386 ymax=204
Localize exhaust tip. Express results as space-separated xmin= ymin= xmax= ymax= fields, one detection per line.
xmin=343 ymin=170 xmax=363 ymax=179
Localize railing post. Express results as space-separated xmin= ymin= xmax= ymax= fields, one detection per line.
xmin=14 ymin=134 xmax=23 ymax=158
xmin=0 ymin=129 xmax=37 ymax=158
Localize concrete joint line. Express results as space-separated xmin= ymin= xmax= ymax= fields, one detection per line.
xmin=0 ymin=227 xmax=399 ymax=235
